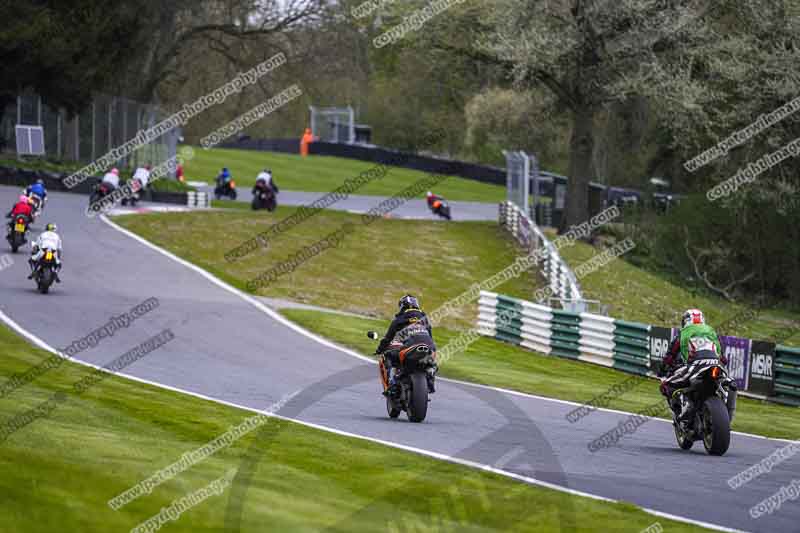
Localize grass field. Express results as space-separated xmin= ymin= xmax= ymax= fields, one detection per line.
xmin=280 ymin=309 xmax=800 ymax=441
xmin=116 ymin=206 xmax=800 ymax=346
xmin=0 ymin=322 xmax=712 ymax=532
xmin=115 ymin=208 xmax=533 ymax=330
xmin=183 ymin=146 xmax=506 ymax=202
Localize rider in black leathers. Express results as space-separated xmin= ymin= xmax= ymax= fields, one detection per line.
xmin=377 ymin=295 xmax=438 ymax=395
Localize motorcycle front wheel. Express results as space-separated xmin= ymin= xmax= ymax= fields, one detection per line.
xmin=386 ymin=397 xmax=401 ymax=419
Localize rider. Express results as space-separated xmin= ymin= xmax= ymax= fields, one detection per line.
xmin=376 ymin=295 xmax=438 ymax=396
xmin=25 ymin=178 xmax=47 ymax=214
xmin=426 ymin=191 xmax=443 ymax=208
xmin=217 ymin=167 xmax=232 ymax=189
xmin=101 ymin=168 xmax=121 ymax=191
xmin=659 ymin=309 xmax=726 ymax=421
xmin=131 ymin=164 xmax=152 ymax=189
xmin=5 ymin=195 xmax=34 ymax=234
xmin=28 ymin=223 xmax=63 ymax=282
xmin=254 ymin=168 xmax=279 ymax=195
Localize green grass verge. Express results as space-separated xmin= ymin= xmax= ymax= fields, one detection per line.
xmin=280 ymin=309 xmax=800 ymax=441
xmin=183 ymin=146 xmax=505 ymax=202
xmin=114 ymin=209 xmax=534 ymax=330
xmin=0 ymin=324 xmax=711 ymax=532
xmin=113 ymin=205 xmax=800 ymax=344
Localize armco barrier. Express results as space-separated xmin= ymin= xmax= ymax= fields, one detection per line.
xmin=775 ymin=345 xmax=800 ymax=406
xmin=612 ymin=320 xmax=651 ymax=376
xmin=550 ymin=309 xmax=581 ymax=360
xmin=499 ymin=201 xmax=582 ymax=305
xmin=1 ymin=166 xmax=203 ymax=209
xmin=478 ymin=290 xmax=798 ymax=407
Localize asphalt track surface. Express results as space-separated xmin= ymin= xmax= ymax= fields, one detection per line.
xmin=1 ymin=186 xmax=798 ymax=533
xmin=197 ymin=184 xmax=499 ymax=221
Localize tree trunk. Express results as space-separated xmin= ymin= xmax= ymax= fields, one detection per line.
xmin=561 ymin=106 xmax=595 ymax=233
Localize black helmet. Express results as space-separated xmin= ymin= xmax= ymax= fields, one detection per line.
xmin=398 ymin=294 xmax=420 ymax=313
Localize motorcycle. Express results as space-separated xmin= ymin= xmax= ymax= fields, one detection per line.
xmin=430 ymin=199 xmax=451 ymax=220
xmin=6 ymin=214 xmax=30 ymax=253
xmin=90 ymin=182 xmax=114 ymax=206
xmin=664 ymin=353 xmax=737 ymax=456
xmin=368 ymin=331 xmax=437 ymax=423
xmin=27 ymin=193 xmax=44 ymax=220
xmin=215 ymin=179 xmax=237 ymax=200
xmin=33 ymin=247 xmax=59 ymax=294
xmin=251 ymin=185 xmax=277 ymax=211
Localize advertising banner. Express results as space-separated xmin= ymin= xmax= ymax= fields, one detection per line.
xmin=648 ymin=326 xmax=673 ymax=374
xmin=748 ymin=340 xmax=776 ymax=396
xmin=720 ymin=335 xmax=751 ymax=391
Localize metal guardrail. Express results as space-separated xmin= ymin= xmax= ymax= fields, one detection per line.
xmin=775 ymin=345 xmax=800 ymax=406
xmin=499 ymin=201 xmax=583 ymax=308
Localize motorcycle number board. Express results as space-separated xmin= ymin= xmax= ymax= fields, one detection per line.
xmin=748 ymin=340 xmax=776 ymax=396
xmin=15 ymin=223 xmax=25 ymax=232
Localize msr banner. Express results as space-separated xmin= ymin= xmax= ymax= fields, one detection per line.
xmin=748 ymin=341 xmax=776 ymax=396
xmin=720 ymin=336 xmax=751 ymax=391
xmin=648 ymin=326 xmax=673 ymax=374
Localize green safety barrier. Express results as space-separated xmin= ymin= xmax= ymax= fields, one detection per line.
xmin=480 ymin=291 xmax=798 ymax=407
xmin=774 ymin=345 xmax=800 ymax=406
xmin=550 ymin=309 xmax=581 ymax=360
xmin=613 ymin=319 xmax=650 ymax=376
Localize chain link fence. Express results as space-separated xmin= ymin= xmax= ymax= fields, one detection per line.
xmin=1 ymin=92 xmax=176 ymax=171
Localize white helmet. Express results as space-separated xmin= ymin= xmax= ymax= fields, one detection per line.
xmin=426 ymin=191 xmax=433 ymax=197
xmin=682 ymin=309 xmax=705 ymax=329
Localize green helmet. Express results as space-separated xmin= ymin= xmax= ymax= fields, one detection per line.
xmin=45 ymin=223 xmax=57 ymax=232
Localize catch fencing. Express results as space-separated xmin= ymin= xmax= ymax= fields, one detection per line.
xmin=499 ymin=201 xmax=583 ymax=308
xmin=1 ymin=91 xmax=176 ymax=170
xmin=478 ymin=290 xmax=800 ymax=407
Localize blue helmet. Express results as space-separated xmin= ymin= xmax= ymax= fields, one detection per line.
xmin=222 ymin=168 xmax=230 ymax=178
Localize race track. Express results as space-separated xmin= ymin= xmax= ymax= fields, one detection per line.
xmin=197 ymin=184 xmax=499 ymax=221
xmin=1 ymin=186 xmax=798 ymax=533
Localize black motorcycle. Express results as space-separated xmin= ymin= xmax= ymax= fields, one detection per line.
xmin=429 ymin=198 xmax=451 ymax=220
xmin=90 ymin=182 xmax=114 ymax=206
xmin=251 ymin=186 xmax=277 ymax=211
xmin=6 ymin=214 xmax=30 ymax=253
xmin=664 ymin=356 xmax=737 ymax=456
xmin=215 ymin=179 xmax=237 ymax=200
xmin=33 ymin=248 xmax=58 ymax=294
xmin=368 ymin=331 xmax=437 ymax=423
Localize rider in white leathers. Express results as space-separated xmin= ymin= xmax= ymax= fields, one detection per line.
xmin=28 ymin=223 xmax=63 ymax=282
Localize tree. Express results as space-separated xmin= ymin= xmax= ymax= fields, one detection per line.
xmin=0 ymin=0 xmax=144 ymax=118
xmin=483 ymin=0 xmax=734 ymax=230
